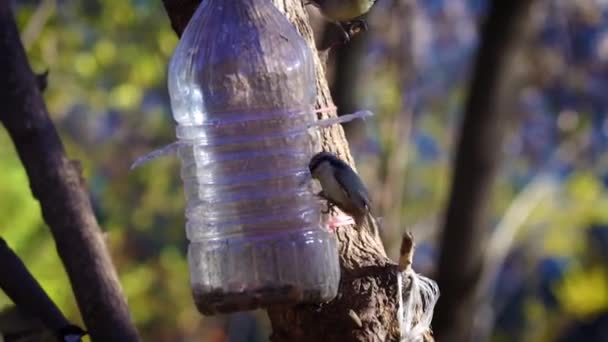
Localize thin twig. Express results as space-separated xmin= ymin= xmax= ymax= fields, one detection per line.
xmin=20 ymin=0 xmax=56 ymax=51
xmin=399 ymin=232 xmax=415 ymax=272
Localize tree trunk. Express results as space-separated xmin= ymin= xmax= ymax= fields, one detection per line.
xmin=433 ymin=1 xmax=536 ymax=341
xmin=0 ymin=3 xmax=139 ymax=341
xmin=162 ymin=1 xmax=402 ymax=341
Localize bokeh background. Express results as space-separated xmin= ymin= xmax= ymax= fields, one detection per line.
xmin=2 ymin=0 xmax=608 ymax=341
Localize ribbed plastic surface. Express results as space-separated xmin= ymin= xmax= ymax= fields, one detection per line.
xmin=168 ymin=0 xmax=340 ymax=314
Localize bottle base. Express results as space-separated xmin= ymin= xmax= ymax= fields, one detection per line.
xmin=188 ymin=229 xmax=340 ymax=315
xmin=192 ymin=283 xmax=327 ymax=315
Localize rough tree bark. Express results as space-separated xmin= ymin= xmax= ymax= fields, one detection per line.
xmin=162 ymin=0 xmax=403 ymax=341
xmin=433 ymin=1 xmax=537 ymax=341
xmin=0 ymin=3 xmax=139 ymax=341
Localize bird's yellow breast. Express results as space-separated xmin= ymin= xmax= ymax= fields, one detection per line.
xmin=320 ymin=0 xmax=374 ymax=21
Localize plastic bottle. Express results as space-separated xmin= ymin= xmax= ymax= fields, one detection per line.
xmin=167 ymin=0 xmax=340 ymax=314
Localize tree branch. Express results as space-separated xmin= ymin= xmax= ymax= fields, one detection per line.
xmin=0 ymin=238 xmax=70 ymax=332
xmin=0 ymin=4 xmax=139 ymax=341
xmin=161 ymin=0 xmax=201 ymax=37
xmin=433 ymin=1 xmax=536 ymax=341
xmin=161 ymin=1 xmax=408 ymax=341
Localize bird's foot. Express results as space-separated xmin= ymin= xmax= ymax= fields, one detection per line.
xmin=327 ymin=21 xmax=357 ymax=48
xmin=348 ymin=19 xmax=368 ymax=36
xmin=321 ymin=201 xmax=335 ymax=214
xmin=339 ymin=19 xmax=368 ymax=43
xmin=337 ymin=23 xmax=352 ymax=45
xmin=316 ymin=191 xmax=334 ymax=214
xmin=320 ymin=20 xmax=366 ymax=51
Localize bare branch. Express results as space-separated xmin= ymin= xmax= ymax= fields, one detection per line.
xmin=0 ymin=238 xmax=70 ymax=332
xmin=0 ymin=4 xmax=139 ymax=341
xmin=398 ymin=232 xmax=415 ymax=273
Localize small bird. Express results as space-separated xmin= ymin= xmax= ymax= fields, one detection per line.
xmin=309 ymin=151 xmax=377 ymax=226
xmin=307 ymin=0 xmax=377 ymax=43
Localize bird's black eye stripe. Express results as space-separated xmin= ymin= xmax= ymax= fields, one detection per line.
xmin=309 ymin=152 xmax=333 ymax=171
xmin=309 ymin=156 xmax=322 ymax=171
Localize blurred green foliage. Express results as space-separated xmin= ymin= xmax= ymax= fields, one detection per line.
xmin=0 ymin=1 xmax=222 ymax=340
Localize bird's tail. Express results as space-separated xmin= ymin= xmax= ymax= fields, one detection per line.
xmin=363 ymin=213 xmax=386 ymax=255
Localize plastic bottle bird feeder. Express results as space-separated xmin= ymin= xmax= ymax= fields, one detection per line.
xmin=167 ymin=0 xmax=340 ymax=314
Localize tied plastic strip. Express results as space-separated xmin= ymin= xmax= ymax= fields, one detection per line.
xmin=399 ymin=272 xmax=440 ymax=342
xmin=398 ymin=234 xmax=440 ymax=342
xmin=323 ymin=213 xmax=355 ymax=231
xmin=129 ymin=108 xmax=374 ymax=170
xmin=130 ymin=141 xmax=181 ymax=170
xmin=307 ymin=109 xmax=373 ymax=129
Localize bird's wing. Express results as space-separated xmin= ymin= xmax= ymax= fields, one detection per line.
xmin=333 ymin=166 xmax=371 ymax=212
xmin=356 ymin=182 xmax=372 ymax=211
xmin=331 ymin=167 xmax=354 ymax=201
